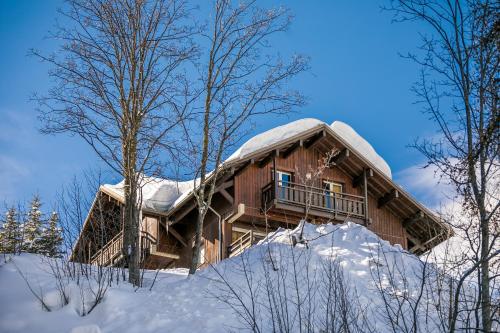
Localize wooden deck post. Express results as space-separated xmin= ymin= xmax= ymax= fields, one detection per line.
xmin=273 ymin=155 xmax=278 ymax=202
xmin=363 ymin=168 xmax=369 ymax=225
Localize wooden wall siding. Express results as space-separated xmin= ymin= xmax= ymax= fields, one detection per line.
xmin=141 ymin=215 xmax=159 ymax=240
xmin=235 ymin=146 xmax=362 ymax=213
xmin=189 ymin=192 xmax=234 ymax=266
xmin=366 ymin=196 xmax=407 ymax=248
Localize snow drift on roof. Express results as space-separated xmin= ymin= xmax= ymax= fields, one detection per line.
xmin=225 ymin=117 xmax=392 ymax=179
xmin=225 ymin=118 xmax=325 ymax=162
xmin=331 ymin=121 xmax=392 ymax=179
xmin=102 ymin=176 xmax=194 ymax=212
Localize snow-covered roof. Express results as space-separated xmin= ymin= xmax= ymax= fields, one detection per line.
xmin=101 ymin=176 xmax=194 ymax=212
xmin=102 ymin=118 xmax=393 ymax=214
xmin=226 ymin=118 xmax=325 ymax=162
xmin=226 ymin=118 xmax=392 ymax=179
xmin=330 ymin=120 xmax=392 ymax=179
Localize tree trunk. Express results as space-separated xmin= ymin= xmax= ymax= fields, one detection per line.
xmin=480 ymin=212 xmax=491 ymax=332
xmin=122 ymin=139 xmax=140 ymax=286
xmin=189 ymin=207 xmax=206 ymax=274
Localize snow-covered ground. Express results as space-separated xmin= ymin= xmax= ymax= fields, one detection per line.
xmin=0 ymin=222 xmax=478 ymax=332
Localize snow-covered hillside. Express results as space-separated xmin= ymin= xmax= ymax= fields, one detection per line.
xmin=0 ymin=223 xmax=477 ymax=332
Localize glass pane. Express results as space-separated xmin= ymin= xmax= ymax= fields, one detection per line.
xmin=331 ymin=184 xmax=342 ymax=193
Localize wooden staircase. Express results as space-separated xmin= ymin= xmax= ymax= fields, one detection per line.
xmin=90 ymin=231 xmax=124 ymax=266
xmin=228 ymin=230 xmax=265 ymax=258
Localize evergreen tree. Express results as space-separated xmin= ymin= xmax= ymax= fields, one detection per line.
xmin=0 ymin=207 xmax=21 ymax=253
xmin=39 ymin=211 xmax=63 ymax=257
xmin=23 ymin=195 xmax=44 ymax=253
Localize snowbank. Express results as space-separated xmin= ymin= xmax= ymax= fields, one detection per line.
xmin=0 ymin=222 xmax=469 ymax=333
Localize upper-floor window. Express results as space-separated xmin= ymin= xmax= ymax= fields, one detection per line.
xmin=323 ymin=180 xmax=343 ymax=209
xmin=272 ymin=170 xmax=293 ymax=200
xmin=277 ymin=170 xmax=292 ymax=187
xmin=323 ymin=180 xmax=342 ymax=194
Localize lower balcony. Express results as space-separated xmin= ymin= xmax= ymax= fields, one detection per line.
xmin=90 ymin=230 xmax=179 ymax=267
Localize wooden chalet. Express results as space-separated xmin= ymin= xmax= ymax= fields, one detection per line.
xmin=71 ymin=119 xmax=452 ymax=269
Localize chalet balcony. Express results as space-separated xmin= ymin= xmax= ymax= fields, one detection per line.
xmin=90 ymin=230 xmax=179 ymax=267
xmin=261 ymin=180 xmax=366 ymax=221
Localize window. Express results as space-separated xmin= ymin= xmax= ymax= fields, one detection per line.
xmin=323 ymin=181 xmax=343 ymax=209
xmin=273 ymin=170 xmax=292 ymax=200
xmin=323 ymin=181 xmax=342 ymax=194
xmin=277 ymin=171 xmax=292 ymax=186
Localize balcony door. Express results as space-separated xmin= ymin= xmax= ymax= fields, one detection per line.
xmin=277 ymin=171 xmax=292 ymax=200
xmin=323 ymin=181 xmax=342 ymax=209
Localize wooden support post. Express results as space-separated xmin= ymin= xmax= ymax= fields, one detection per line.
xmin=273 ymin=155 xmax=277 ymax=202
xmin=353 ymin=168 xmax=373 ymax=188
xmin=377 ymin=189 xmax=399 ymax=208
xmin=363 ymin=168 xmax=370 ymax=225
xmin=329 ymin=148 xmax=350 ymax=166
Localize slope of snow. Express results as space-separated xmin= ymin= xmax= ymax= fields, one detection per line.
xmin=331 ymin=121 xmax=392 ymax=178
xmin=102 ymin=176 xmax=194 ymax=212
xmin=0 ymin=222 xmax=471 ymax=333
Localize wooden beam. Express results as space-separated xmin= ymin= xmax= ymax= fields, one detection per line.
xmin=227 ymin=204 xmax=245 ymax=224
xmin=329 ymin=148 xmax=350 ymax=166
xmin=150 ymin=246 xmax=180 ymax=260
xmin=219 ymin=188 xmax=234 ymax=204
xmin=172 ymin=200 xmax=196 ymax=222
xmin=407 ymin=234 xmax=426 ymax=253
xmin=353 ymin=168 xmax=373 ymax=188
xmin=403 ymin=210 xmax=425 ymax=228
xmin=304 ymin=130 xmax=326 ymax=149
xmin=282 ymin=140 xmax=303 ymax=158
xmin=215 ymin=180 xmax=233 ymax=191
xmin=164 ymin=222 xmax=188 ymax=247
xmin=258 ymin=150 xmax=279 ymax=168
xmin=378 ymin=189 xmax=399 ymax=208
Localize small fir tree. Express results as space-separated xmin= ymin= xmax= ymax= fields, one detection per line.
xmin=0 ymin=207 xmax=21 ymax=253
xmin=39 ymin=211 xmax=63 ymax=257
xmin=23 ymin=195 xmax=44 ymax=253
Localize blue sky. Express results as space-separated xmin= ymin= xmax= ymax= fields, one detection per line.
xmin=0 ymin=1 xmax=442 ymax=209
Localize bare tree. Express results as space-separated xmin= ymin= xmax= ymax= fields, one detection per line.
xmin=385 ymin=1 xmax=499 ymax=330
xmin=32 ymin=0 xmax=196 ymax=285
xmin=186 ymin=0 xmax=309 ymax=275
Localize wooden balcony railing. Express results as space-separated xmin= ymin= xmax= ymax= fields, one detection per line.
xmin=228 ymin=229 xmax=265 ymax=258
xmin=262 ymin=180 xmax=366 ymax=219
xmin=90 ymin=230 xmax=179 ymax=267
xmin=90 ymin=230 xmax=124 ymax=266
